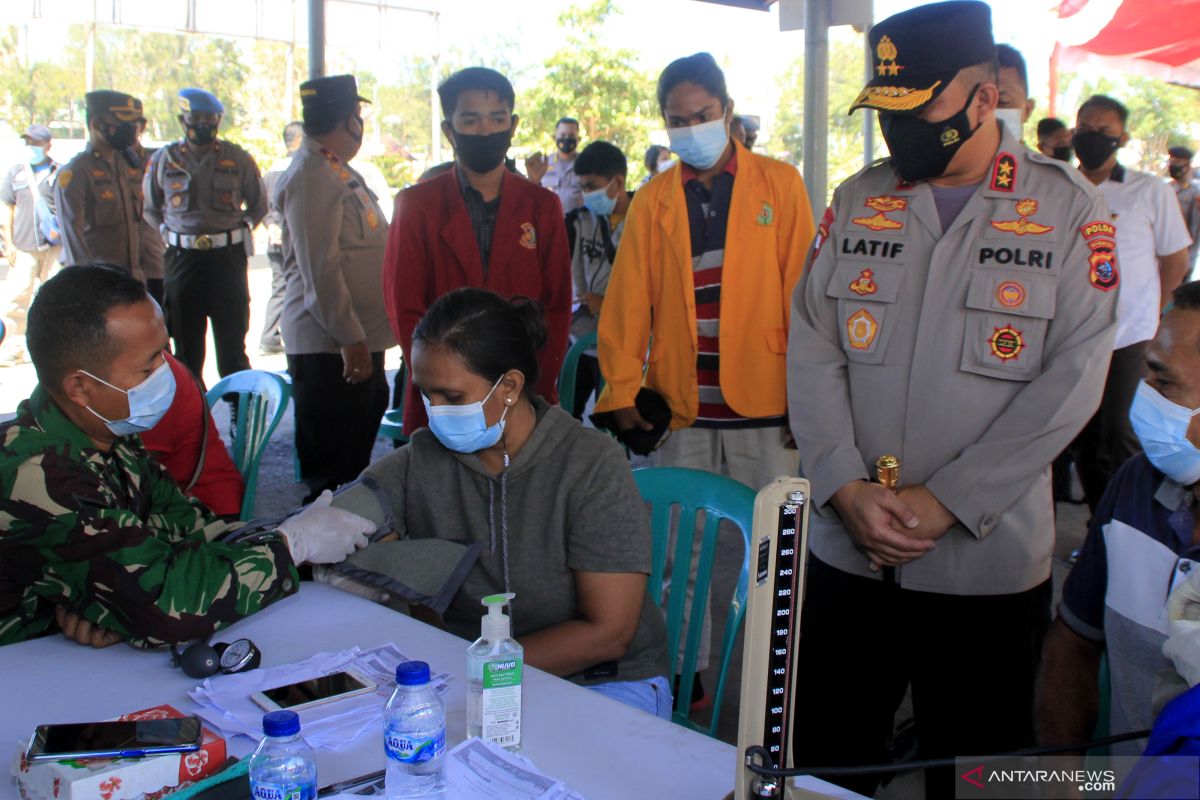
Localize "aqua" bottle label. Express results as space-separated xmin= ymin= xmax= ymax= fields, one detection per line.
xmin=250 ymin=782 xmax=315 ymax=800
xmin=385 ymin=726 xmax=446 ymax=764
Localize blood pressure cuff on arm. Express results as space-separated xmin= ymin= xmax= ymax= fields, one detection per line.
xmin=318 ymin=475 xmax=483 ymax=615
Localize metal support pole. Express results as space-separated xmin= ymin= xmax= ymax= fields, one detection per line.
xmin=863 ymin=22 xmax=874 ymax=167
xmin=802 ymin=0 xmax=829 ymax=219
xmin=307 ymin=0 xmax=325 ymax=80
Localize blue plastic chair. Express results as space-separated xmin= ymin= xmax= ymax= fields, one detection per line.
xmin=377 ymin=360 xmax=409 ymax=445
xmin=632 ymin=466 xmax=757 ymax=737
xmin=205 ymin=370 xmax=291 ymax=520
xmin=557 ymin=330 xmax=601 ymax=418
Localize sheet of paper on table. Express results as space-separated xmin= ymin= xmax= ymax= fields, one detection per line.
xmin=188 ymin=643 xmax=450 ymax=749
xmin=320 ymin=738 xmax=585 ymax=800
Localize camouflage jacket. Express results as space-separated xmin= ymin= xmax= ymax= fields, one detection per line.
xmin=0 ymin=387 xmax=298 ymax=648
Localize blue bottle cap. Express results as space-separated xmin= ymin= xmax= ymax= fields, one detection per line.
xmin=395 ymin=660 xmax=431 ymax=686
xmin=263 ymin=710 xmax=300 ymax=737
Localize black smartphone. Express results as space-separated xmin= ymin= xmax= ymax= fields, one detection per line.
xmin=25 ymin=716 xmax=203 ymax=762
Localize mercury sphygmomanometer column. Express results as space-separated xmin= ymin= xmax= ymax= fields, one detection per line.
xmin=732 ymin=462 xmax=900 ymax=799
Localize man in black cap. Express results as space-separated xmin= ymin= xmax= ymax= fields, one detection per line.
xmin=1168 ymin=145 xmax=1200 ymax=274
xmin=1 ymin=124 xmax=60 ymax=365
xmin=274 ymin=75 xmax=393 ymax=502
xmin=786 ymin=1 xmax=1118 ymax=793
xmin=55 ymin=92 xmax=147 ymax=282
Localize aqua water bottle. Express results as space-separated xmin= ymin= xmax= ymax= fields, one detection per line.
xmin=384 ymin=660 xmax=446 ymax=798
xmin=248 ymin=710 xmax=317 ymax=800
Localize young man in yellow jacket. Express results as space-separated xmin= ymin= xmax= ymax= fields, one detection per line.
xmin=595 ymin=52 xmax=814 ymax=702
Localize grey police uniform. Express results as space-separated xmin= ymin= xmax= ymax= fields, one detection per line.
xmin=133 ymin=145 xmax=165 ymax=303
xmin=275 ymin=136 xmax=393 ymax=500
xmin=144 ymin=139 xmax=267 ymax=378
xmin=276 ymin=139 xmax=393 ymax=355
xmin=1175 ymin=178 xmax=1200 ymax=272
xmin=55 ymin=148 xmax=145 ymax=280
xmin=789 ymin=129 xmax=1118 ymax=595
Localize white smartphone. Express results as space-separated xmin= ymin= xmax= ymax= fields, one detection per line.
xmin=250 ymin=668 xmax=376 ymax=713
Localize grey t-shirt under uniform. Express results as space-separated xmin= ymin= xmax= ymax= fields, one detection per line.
xmin=360 ymin=398 xmax=669 ymax=686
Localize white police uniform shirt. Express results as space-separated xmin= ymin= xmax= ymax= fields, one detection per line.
xmin=788 ymin=127 xmax=1119 ymax=595
xmin=1097 ymin=163 xmax=1192 ymax=350
xmin=541 ymin=152 xmax=583 ymax=214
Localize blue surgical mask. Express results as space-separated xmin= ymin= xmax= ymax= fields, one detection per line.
xmin=666 ymin=115 xmax=730 ymax=171
xmin=81 ymin=357 xmax=177 ymax=436
xmin=423 ymin=376 xmax=510 ymax=453
xmin=28 ymin=145 xmax=45 ymax=164
xmin=582 ymin=179 xmax=617 ymax=217
xmin=1129 ymin=380 xmax=1200 ymax=485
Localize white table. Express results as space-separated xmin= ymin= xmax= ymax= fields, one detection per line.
xmin=1 ymin=583 xmax=741 ymax=799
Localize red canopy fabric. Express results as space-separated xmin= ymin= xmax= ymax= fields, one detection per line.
xmin=1057 ymin=0 xmax=1200 ymax=85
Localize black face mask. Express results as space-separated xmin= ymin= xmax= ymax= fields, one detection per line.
xmin=187 ymin=124 xmax=218 ymax=146
xmin=1169 ymin=164 xmax=1189 ymax=180
xmin=879 ymin=84 xmax=980 ymax=183
xmin=1051 ymin=145 xmax=1073 ymax=163
xmin=556 ymin=136 xmax=578 ymax=154
xmin=101 ymin=122 xmax=137 ymax=151
xmin=453 ymin=127 xmax=513 ymax=174
xmin=1072 ymin=130 xmax=1121 ymax=171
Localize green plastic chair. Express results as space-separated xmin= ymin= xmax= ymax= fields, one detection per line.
xmin=1087 ymin=651 xmax=1113 ymax=761
xmin=205 ymin=370 xmax=291 ymax=520
xmin=377 ymin=360 xmax=409 ymax=445
xmin=633 ymin=466 xmax=757 ymax=736
xmin=557 ymin=330 xmax=601 ymax=418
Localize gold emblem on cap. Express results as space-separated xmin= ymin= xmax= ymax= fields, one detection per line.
xmin=108 ymin=97 xmax=143 ymax=122
xmin=875 ymin=35 xmax=903 ymax=77
xmin=850 ymin=80 xmax=941 ymax=113
xmin=300 ymin=88 xmax=318 ymax=97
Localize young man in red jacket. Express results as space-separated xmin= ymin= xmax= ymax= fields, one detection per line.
xmin=383 ymin=67 xmax=571 ymax=435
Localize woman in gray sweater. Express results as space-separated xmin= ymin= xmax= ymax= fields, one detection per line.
xmin=361 ymin=287 xmax=670 ymax=717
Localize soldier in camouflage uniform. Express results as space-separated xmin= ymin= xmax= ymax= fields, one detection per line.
xmin=0 ymin=267 xmax=375 ymax=648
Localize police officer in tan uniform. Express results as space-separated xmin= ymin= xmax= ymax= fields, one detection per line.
xmin=275 ymin=75 xmax=393 ymax=502
xmin=55 ymin=91 xmax=146 ymax=280
xmin=785 ymin=2 xmax=1118 ymax=794
xmin=144 ymin=88 xmax=267 ymax=379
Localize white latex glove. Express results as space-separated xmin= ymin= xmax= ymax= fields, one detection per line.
xmin=1162 ymin=567 xmax=1200 ymax=688
xmin=277 ymin=490 xmax=375 ymax=565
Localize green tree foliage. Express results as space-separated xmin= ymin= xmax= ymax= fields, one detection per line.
xmin=1 ymin=2 xmax=664 ymax=186
xmin=514 ymin=0 xmax=659 ymax=181
xmin=774 ymin=33 xmax=873 ymax=206
xmin=92 ymin=27 xmax=248 ymax=142
xmin=0 ymin=25 xmax=85 ymax=136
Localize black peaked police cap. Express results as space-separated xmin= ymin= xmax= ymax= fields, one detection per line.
xmin=849 ymin=0 xmax=996 ymax=116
